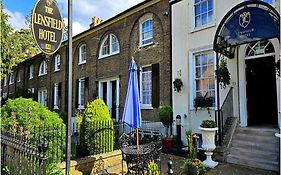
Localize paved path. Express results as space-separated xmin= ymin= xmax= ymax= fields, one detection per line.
xmin=160 ymin=154 xmax=279 ymax=175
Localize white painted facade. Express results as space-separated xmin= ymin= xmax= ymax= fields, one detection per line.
xmin=171 ymin=0 xmax=280 ymax=145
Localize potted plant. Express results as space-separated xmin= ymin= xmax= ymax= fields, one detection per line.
xmin=173 ymin=78 xmax=183 ymax=92
xmin=180 ymin=131 xmax=206 ymax=175
xmin=193 ymin=92 xmax=214 ymax=111
xmin=162 ymin=135 xmax=175 ymax=148
xmin=216 ymin=58 xmax=230 ymax=88
xmin=159 ymin=105 xmax=173 ymax=148
xmin=199 ymin=120 xmax=218 ymax=168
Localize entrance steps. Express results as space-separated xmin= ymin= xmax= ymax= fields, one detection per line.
xmin=226 ymin=127 xmax=280 ymax=172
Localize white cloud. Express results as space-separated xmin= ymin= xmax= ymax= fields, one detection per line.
xmin=4 ymin=9 xmax=28 ymax=30
xmin=57 ymin=0 xmax=144 ymax=35
xmin=63 ymin=18 xmax=87 ymax=36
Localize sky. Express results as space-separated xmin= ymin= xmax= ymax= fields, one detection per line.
xmin=3 ymin=0 xmax=144 ymax=36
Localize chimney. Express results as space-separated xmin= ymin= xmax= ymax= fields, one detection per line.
xmin=90 ymin=16 xmax=103 ymax=28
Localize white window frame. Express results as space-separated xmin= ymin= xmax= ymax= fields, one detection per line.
xmin=192 ymin=0 xmax=215 ymax=31
xmin=53 ymin=83 xmax=59 ymax=109
xmin=139 ymin=14 xmax=153 ymax=47
xmin=17 ymin=70 xmax=21 ymax=82
xmin=9 ymin=74 xmax=14 ymax=85
xmin=139 ymin=66 xmax=153 ymax=109
xmin=78 ymin=78 xmax=85 ymax=109
xmin=38 ymin=89 xmax=47 ymax=107
xmin=189 ymin=49 xmax=217 ymax=110
xmin=79 ymin=44 xmax=86 ymax=65
xmin=99 ymin=34 xmax=120 ymax=59
xmin=4 ymin=77 xmax=7 ymax=86
xmin=39 ymin=61 xmax=47 ymax=76
xmin=29 ymin=65 xmax=34 ymax=79
xmin=28 ymin=88 xmax=35 ymax=93
xmin=54 ymin=55 xmax=61 ymax=72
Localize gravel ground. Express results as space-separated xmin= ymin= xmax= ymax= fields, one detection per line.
xmin=160 ymin=154 xmax=279 ymax=175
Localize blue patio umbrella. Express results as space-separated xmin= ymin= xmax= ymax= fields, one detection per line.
xmin=122 ymin=58 xmax=142 ymax=147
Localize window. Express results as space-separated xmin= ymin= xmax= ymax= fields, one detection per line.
xmin=140 ymin=67 xmax=152 ymax=107
xmin=38 ymin=89 xmax=47 ymax=106
xmin=28 ymin=88 xmax=35 ymax=93
xmin=17 ymin=70 xmax=21 ymax=82
xmin=99 ymin=34 xmax=120 ymax=58
xmin=192 ymin=52 xmax=215 ymax=107
xmin=79 ymin=44 xmax=86 ymax=64
xmin=78 ymin=78 xmax=85 ymax=109
xmin=29 ymin=65 xmax=34 ymax=79
xmin=140 ymin=19 xmax=153 ymax=46
xmin=4 ymin=77 xmax=7 ymax=86
xmin=39 ymin=61 xmax=47 ymax=76
xmin=53 ymin=83 xmax=59 ymax=109
xmin=9 ymin=74 xmax=14 ymax=85
xmin=194 ymin=0 xmax=213 ymax=28
xmin=54 ymin=55 xmax=61 ymax=71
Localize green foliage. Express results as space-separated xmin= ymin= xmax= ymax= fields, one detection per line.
xmin=1 ymin=166 xmax=11 ymax=175
xmin=79 ymin=99 xmax=114 ymax=157
xmin=180 ymin=158 xmax=206 ymax=175
xmin=0 ymin=3 xmax=39 ymax=79
xmin=148 ymin=161 xmax=159 ymax=175
xmin=173 ymin=78 xmax=183 ymax=92
xmin=200 ymin=120 xmax=217 ymax=128
xmin=0 ymin=98 xmax=65 ymax=163
xmin=216 ymin=58 xmax=230 ymax=88
xmin=46 ymin=163 xmax=64 ymax=175
xmin=186 ymin=130 xmax=197 ymax=160
xmin=159 ymin=105 xmax=173 ymax=127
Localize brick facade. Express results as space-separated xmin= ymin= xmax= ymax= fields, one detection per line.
xmin=1 ymin=0 xmax=171 ymax=122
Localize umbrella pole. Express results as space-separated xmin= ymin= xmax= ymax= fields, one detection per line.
xmin=136 ymin=128 xmax=139 ymax=150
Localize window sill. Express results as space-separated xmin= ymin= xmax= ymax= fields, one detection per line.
xmin=39 ymin=73 xmax=47 ymax=77
xmin=54 ymin=69 xmax=60 ymax=72
xmin=141 ymin=105 xmax=153 ymax=110
xmin=139 ymin=42 xmax=154 ymax=48
xmin=98 ymin=52 xmax=120 ymax=59
xmin=78 ymin=106 xmax=85 ymax=110
xmin=191 ymin=23 xmax=216 ymax=33
xmin=189 ymin=107 xmax=216 ymax=111
xmin=29 ymin=77 xmax=34 ymax=80
xmin=78 ymin=61 xmax=86 ymax=65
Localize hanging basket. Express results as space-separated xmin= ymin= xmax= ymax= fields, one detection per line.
xmin=173 ymin=78 xmax=183 ymax=92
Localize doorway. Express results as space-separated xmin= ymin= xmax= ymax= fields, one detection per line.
xmin=245 ymin=56 xmax=278 ymax=126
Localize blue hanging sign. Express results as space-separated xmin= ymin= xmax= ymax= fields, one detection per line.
xmin=222 ymin=7 xmax=279 ymax=47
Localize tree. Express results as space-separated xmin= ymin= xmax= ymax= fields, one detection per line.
xmin=0 ymin=3 xmax=39 ymax=79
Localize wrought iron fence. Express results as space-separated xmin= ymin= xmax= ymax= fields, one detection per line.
xmin=1 ymin=129 xmax=48 ymax=175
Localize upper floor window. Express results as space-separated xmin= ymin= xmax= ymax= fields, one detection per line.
xmin=39 ymin=61 xmax=47 ymax=76
xmin=4 ymin=77 xmax=7 ymax=86
xmin=140 ymin=19 xmax=153 ymax=46
xmin=99 ymin=34 xmax=120 ymax=58
xmin=54 ymin=55 xmax=61 ymax=72
xmin=17 ymin=70 xmax=21 ymax=82
xmin=79 ymin=44 xmax=86 ymax=64
xmin=194 ymin=0 xmax=213 ymax=28
xmin=29 ymin=65 xmax=34 ymax=79
xmin=9 ymin=74 xmax=14 ymax=85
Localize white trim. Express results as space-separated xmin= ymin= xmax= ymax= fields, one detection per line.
xmin=29 ymin=65 xmax=34 ymax=79
xmin=38 ymin=89 xmax=47 ymax=107
xmin=9 ymin=74 xmax=14 ymax=85
xmin=192 ymin=0 xmax=215 ymax=31
xmin=39 ymin=61 xmax=47 ymax=76
xmin=244 ymin=53 xmax=275 ymax=60
xmin=78 ymin=78 xmax=85 ymax=109
xmin=78 ymin=44 xmax=86 ymax=65
xmin=98 ymin=34 xmax=120 ymax=59
xmin=139 ymin=13 xmax=153 ymax=47
xmin=17 ymin=70 xmax=21 ymax=82
xmin=4 ymin=77 xmax=7 ymax=86
xmin=53 ymin=83 xmax=59 ymax=110
xmin=54 ymin=55 xmax=61 ymax=72
xmin=139 ymin=66 xmax=153 ymax=109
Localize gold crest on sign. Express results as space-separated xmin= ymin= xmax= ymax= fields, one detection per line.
xmin=239 ymin=12 xmax=251 ymax=28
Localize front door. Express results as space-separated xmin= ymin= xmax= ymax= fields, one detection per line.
xmin=245 ymin=56 xmax=278 ymax=126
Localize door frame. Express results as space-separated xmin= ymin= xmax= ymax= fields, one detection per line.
xmin=238 ymin=39 xmax=280 ymax=127
xmin=98 ymin=77 xmax=120 ymax=121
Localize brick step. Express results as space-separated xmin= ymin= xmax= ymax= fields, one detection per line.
xmin=226 ymin=154 xmax=279 ymax=172
xmin=228 ymin=147 xmax=279 ymax=162
xmin=236 ymin=127 xmax=279 ymax=136
xmin=233 ymin=132 xmax=279 ymax=144
xmin=231 ymin=139 xmax=279 ymax=153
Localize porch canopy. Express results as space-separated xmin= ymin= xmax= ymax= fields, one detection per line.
xmin=213 ymin=0 xmax=280 ymax=144
xmin=213 ymin=0 xmax=280 ymax=58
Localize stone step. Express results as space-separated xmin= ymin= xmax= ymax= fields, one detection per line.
xmin=236 ymin=127 xmax=279 ymax=136
xmin=231 ymin=139 xmax=279 ymax=152
xmin=228 ymin=147 xmax=279 ymax=162
xmin=233 ymin=132 xmax=279 ymax=144
xmin=227 ymin=154 xmax=279 ymax=172
xmin=107 ymin=162 xmax=127 ymax=175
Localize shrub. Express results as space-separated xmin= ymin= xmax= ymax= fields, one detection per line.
xmin=148 ymin=161 xmax=159 ymax=175
xmin=200 ymin=120 xmax=217 ymax=128
xmin=79 ymin=99 xmax=114 ymax=157
xmin=159 ymin=105 xmax=172 ymax=127
xmin=0 ymin=98 xmax=65 ymax=163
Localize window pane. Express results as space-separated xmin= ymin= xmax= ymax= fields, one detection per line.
xmin=209 ymin=78 xmax=215 ymax=89
xmin=195 ymin=16 xmax=201 ymax=27
xmin=196 ymin=67 xmax=201 ymax=78
xmin=201 ymin=55 xmax=207 ymax=65
xmin=202 ymin=13 xmax=207 ymax=25
xmin=142 ymin=69 xmax=152 ymax=105
xmin=202 ymin=66 xmax=207 ymax=77
xmin=195 ymin=5 xmax=201 ymax=15
xmin=208 ymin=0 xmax=213 ymax=11
xmin=196 ymin=80 xmax=201 ymax=91
xmin=111 ymin=35 xmax=119 ymax=53
xmin=202 ymin=1 xmax=207 ymax=12
xmin=141 ymin=20 xmax=153 ymax=45
xmin=208 ymin=11 xmax=213 ymax=23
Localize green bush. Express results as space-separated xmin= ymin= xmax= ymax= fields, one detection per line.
xmin=200 ymin=120 xmax=217 ymax=128
xmin=159 ymin=105 xmax=173 ymax=127
xmin=0 ymin=97 xmax=65 ymax=163
xmin=79 ymin=99 xmax=114 ymax=157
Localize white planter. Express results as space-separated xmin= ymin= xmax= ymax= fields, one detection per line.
xmin=199 ymin=127 xmax=218 ymax=168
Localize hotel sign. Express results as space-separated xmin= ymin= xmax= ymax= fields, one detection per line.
xmin=32 ymin=0 xmax=64 ymax=55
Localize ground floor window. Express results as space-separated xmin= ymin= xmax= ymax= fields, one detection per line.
xmin=38 ymin=89 xmax=47 ymax=107
xmin=78 ymin=78 xmax=85 ymax=109
xmin=140 ymin=66 xmax=152 ymax=108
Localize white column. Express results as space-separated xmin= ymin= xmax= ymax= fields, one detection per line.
xmin=54 ymin=83 xmax=59 ymax=109
xmin=107 ymin=81 xmax=112 ymax=116
xmin=98 ymin=81 xmax=103 ymax=99
xmin=116 ymin=79 xmax=120 ymax=121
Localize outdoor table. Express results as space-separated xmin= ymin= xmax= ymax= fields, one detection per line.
xmin=121 ymin=143 xmax=154 ymax=174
